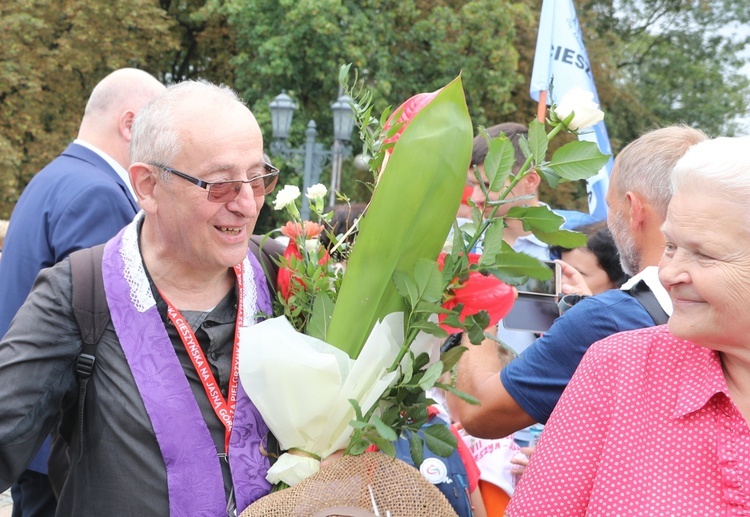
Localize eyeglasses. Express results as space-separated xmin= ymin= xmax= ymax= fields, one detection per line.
xmin=149 ymin=162 xmax=279 ymax=202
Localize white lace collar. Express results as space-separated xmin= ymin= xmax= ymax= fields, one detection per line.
xmin=118 ymin=211 xmax=258 ymax=325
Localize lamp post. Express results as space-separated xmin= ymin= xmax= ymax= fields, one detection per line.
xmin=269 ymin=90 xmax=354 ymax=219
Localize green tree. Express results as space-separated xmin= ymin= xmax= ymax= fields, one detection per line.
xmin=3 ymin=0 xmax=748 ymax=221
xmin=158 ymin=0 xmax=238 ymax=84
xmin=577 ymin=0 xmax=750 ymax=142
xmin=0 ymin=0 xmax=178 ymax=218
xmin=226 ymin=0 xmax=533 ymax=138
xmin=0 ymin=0 xmax=240 ymax=220
xmin=224 ymin=0 xmax=534 ymax=229
xmin=526 ymin=0 xmax=750 ymax=209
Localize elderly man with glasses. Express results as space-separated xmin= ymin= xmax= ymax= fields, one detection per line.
xmin=0 ymin=80 xmax=283 ymax=516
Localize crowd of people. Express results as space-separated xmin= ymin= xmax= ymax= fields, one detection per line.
xmin=0 ymin=67 xmax=748 ymax=517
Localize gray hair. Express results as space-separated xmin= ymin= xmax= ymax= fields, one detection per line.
xmin=612 ymin=125 xmax=708 ymax=219
xmin=672 ymin=136 xmax=750 ymax=208
xmin=130 ymin=80 xmax=245 ymax=180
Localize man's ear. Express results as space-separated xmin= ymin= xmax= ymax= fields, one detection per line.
xmin=119 ymin=110 xmax=137 ymax=142
xmin=130 ymin=163 xmax=158 ymax=212
xmin=625 ymin=191 xmax=645 ymax=231
xmin=522 ymin=170 xmax=542 ymax=195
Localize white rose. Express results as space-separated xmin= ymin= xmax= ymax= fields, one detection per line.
xmin=305 ymin=183 xmax=328 ymax=201
xmin=273 ymin=185 xmax=301 ymax=210
xmin=554 ymin=87 xmax=604 ymax=131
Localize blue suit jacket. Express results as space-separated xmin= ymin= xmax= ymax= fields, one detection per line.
xmin=0 ymin=142 xmax=138 ymax=472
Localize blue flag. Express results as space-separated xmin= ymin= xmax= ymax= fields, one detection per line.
xmin=530 ymin=0 xmax=613 ymax=227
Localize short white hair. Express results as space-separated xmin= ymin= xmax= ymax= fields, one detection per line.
xmin=671 ymin=136 xmax=750 ymax=209
xmin=129 ymin=80 xmax=246 ymax=179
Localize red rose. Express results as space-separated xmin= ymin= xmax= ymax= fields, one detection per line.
xmin=436 ymin=253 xmax=515 ymax=332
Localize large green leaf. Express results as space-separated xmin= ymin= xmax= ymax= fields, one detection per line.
xmin=326 ymin=76 xmax=473 ymax=358
xmin=372 ymin=414 xmax=398 ymax=442
xmin=526 ymin=119 xmax=548 ymax=166
xmin=548 ymin=141 xmax=610 ymax=181
xmin=413 ymin=259 xmax=445 ymax=303
xmin=478 ymin=218 xmax=506 ymax=267
xmin=531 ymin=228 xmax=588 ymax=248
xmin=423 ymin=423 xmax=457 ymax=458
xmin=537 ymin=165 xmax=562 ymax=189
xmin=408 ymin=433 xmax=425 ymax=467
xmin=417 ymin=362 xmax=444 ymax=391
xmin=483 ymin=137 xmax=514 ymax=192
xmin=492 ymin=250 xmax=553 ymax=280
xmin=507 ymin=205 xmax=565 ymax=233
xmin=307 ymin=291 xmax=334 ymax=341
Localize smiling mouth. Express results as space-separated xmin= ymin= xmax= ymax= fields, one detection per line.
xmin=672 ymin=297 xmax=704 ymax=305
xmin=218 ymin=226 xmax=242 ymax=236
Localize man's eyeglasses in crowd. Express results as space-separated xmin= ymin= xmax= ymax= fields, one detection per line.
xmin=149 ymin=162 xmax=279 ymax=202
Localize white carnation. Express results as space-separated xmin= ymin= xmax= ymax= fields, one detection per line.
xmin=273 ymin=185 xmax=301 ymax=210
xmin=305 ymin=184 xmax=328 ymax=201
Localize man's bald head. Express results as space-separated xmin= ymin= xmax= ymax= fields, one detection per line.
xmin=78 ymin=68 xmax=165 ymax=169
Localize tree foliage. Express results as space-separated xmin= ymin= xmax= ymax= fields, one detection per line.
xmin=578 ymin=0 xmax=750 ymax=142
xmin=158 ymin=0 xmax=238 ymax=84
xmin=0 ymin=0 xmax=240 ymax=219
xmin=222 ymin=0 xmax=536 ymax=229
xmin=224 ymin=0 xmax=533 ymax=156
xmin=0 ymin=0 xmax=178 ymax=217
xmin=1 ymin=0 xmax=748 ymax=223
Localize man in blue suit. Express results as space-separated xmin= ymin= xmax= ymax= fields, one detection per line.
xmin=0 ymin=67 xmax=164 ymax=517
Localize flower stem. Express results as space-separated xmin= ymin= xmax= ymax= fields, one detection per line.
xmin=546 ymin=121 xmax=566 ymax=141
xmin=464 ymin=119 xmax=569 ymax=255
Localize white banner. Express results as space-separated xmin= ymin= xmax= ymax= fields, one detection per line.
xmin=531 ymin=0 xmax=612 ymax=225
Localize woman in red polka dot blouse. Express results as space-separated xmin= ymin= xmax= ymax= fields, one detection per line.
xmin=508 ymin=135 xmax=750 ymax=516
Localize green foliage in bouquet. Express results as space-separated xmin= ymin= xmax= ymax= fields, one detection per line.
xmin=267 ymin=66 xmax=610 ymax=470
xmin=324 ymin=73 xmax=474 ymax=361
xmin=337 ymin=75 xmax=610 ymax=464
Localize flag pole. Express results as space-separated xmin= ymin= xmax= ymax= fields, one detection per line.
xmin=536 ymin=90 xmax=547 ymax=122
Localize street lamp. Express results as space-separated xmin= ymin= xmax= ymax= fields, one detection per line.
xmin=268 ymin=91 xmax=354 ymax=219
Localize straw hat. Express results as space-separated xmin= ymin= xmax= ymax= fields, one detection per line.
xmin=240 ymin=452 xmax=458 ymax=517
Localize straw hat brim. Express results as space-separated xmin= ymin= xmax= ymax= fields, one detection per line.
xmin=240 ymin=452 xmax=458 ymax=517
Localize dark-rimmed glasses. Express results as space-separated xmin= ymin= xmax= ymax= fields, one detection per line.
xmin=149 ymin=162 xmax=279 ymax=202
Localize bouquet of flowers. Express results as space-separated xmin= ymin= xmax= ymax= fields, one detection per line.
xmin=238 ymin=69 xmax=608 ymax=489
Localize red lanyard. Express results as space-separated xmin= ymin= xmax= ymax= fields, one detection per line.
xmin=161 ymin=263 xmax=244 ymax=454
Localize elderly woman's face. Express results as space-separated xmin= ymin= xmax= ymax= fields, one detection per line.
xmin=659 ymin=186 xmax=750 ymax=350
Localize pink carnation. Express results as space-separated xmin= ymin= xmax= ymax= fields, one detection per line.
xmin=280 ymin=220 xmax=324 ymax=239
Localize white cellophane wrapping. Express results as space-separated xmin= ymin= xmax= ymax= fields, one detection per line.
xmin=239 ymin=312 xmax=438 ymax=486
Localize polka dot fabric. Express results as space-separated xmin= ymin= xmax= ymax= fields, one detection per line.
xmin=507 ymin=325 xmax=750 ymax=516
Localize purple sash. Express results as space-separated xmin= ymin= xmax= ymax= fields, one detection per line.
xmin=103 ymin=218 xmax=272 ymax=515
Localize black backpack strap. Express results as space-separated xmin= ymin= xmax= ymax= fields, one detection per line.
xmin=628 ymin=280 xmax=669 ymax=325
xmin=69 ymin=243 xmax=108 ymax=462
xmin=71 ymin=244 xmax=108 ymax=364
xmin=248 ymin=234 xmax=284 ymax=295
